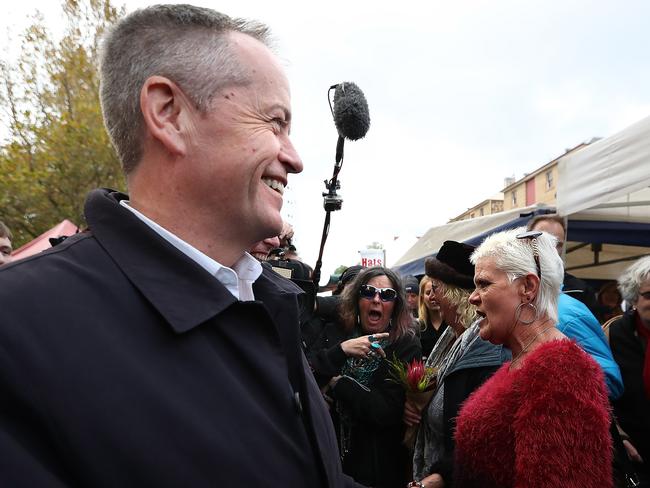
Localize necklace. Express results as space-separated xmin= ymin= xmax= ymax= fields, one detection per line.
xmin=509 ymin=322 xmax=555 ymax=369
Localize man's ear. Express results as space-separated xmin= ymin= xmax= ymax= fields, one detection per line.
xmin=140 ymin=76 xmax=190 ymax=157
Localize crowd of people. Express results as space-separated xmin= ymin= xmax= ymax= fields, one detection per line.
xmin=0 ymin=3 xmax=648 ymax=488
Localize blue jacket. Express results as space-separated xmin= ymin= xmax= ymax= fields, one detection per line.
xmin=557 ymin=293 xmax=623 ymax=399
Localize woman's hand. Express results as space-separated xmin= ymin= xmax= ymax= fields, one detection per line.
xmin=403 ymin=397 xmax=422 ymax=427
xmin=340 ymin=332 xmax=389 ymax=359
xmin=407 ymin=473 xmax=445 ymax=488
xmin=328 ymin=375 xmax=342 ymax=389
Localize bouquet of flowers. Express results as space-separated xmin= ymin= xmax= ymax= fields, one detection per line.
xmin=388 ymin=357 xmax=438 ymax=449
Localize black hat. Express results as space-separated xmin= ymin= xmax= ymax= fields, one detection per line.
xmin=339 ymin=265 xmax=364 ymax=287
xmin=333 ymin=265 xmax=365 ymax=296
xmin=425 ymin=241 xmax=475 ymax=290
xmin=403 ymin=275 xmax=419 ymax=293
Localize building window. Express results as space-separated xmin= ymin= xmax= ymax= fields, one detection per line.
xmin=480 ymin=208 xmax=485 ymax=216
xmin=546 ymin=170 xmax=553 ymax=190
xmin=470 ymin=213 xmax=475 ymax=219
xmin=511 ymin=191 xmax=517 ymax=206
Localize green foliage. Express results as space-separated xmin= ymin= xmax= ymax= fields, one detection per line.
xmin=367 ymin=241 xmax=384 ymax=249
xmin=334 ymin=264 xmax=349 ymax=275
xmin=0 ymin=0 xmax=125 ymax=246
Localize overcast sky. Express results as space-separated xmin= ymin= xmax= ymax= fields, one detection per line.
xmin=4 ymin=0 xmax=650 ymax=282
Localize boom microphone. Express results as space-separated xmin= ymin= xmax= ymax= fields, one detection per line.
xmin=332 ymin=82 xmax=370 ymax=141
xmin=313 ymin=82 xmax=370 ymax=287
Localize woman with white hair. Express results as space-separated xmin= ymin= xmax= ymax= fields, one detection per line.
xmin=607 ymin=256 xmax=650 ymax=486
xmin=453 ymin=228 xmax=612 ymax=488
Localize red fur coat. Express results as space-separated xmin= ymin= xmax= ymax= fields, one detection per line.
xmin=454 ymin=339 xmax=612 ymax=488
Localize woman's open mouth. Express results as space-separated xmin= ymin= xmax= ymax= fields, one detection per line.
xmin=367 ymin=310 xmax=383 ymax=322
xmin=476 ymin=310 xmax=487 ymax=326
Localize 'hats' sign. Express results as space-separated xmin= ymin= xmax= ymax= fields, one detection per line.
xmin=359 ymin=249 xmax=385 ymax=267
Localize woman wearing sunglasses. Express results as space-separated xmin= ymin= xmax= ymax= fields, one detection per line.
xmin=452 ymin=228 xmax=612 ymax=488
xmin=319 ymin=266 xmax=420 ymax=488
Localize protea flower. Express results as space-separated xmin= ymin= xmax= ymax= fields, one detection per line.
xmin=406 ymin=359 xmax=426 ymax=391
xmin=388 ymin=356 xmax=437 ymax=392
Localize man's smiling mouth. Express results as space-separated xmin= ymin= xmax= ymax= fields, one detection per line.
xmin=262 ymin=178 xmax=285 ymax=195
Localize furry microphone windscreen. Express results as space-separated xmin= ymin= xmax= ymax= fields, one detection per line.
xmin=332 ymin=82 xmax=370 ymax=141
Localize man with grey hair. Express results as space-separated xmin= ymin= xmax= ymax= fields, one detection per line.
xmin=0 ymin=5 xmax=360 ymax=487
xmin=607 ymin=256 xmax=650 ymax=485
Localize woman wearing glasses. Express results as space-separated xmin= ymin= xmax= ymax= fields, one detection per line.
xmin=319 ymin=266 xmax=420 ymax=488
xmin=453 ymin=228 xmax=612 ymax=488
xmin=607 ymin=256 xmax=650 ymax=486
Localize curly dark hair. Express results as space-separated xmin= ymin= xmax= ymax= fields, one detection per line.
xmin=338 ymin=266 xmax=415 ymax=340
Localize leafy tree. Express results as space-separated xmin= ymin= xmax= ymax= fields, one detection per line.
xmin=0 ymin=0 xmax=125 ymax=247
xmin=334 ymin=264 xmax=349 ymax=275
xmin=366 ymin=241 xmax=384 ymax=249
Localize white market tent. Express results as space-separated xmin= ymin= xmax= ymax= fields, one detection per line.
xmin=557 ymin=114 xmax=650 ymax=217
xmin=557 ymin=115 xmax=650 ymax=280
xmin=394 ymin=115 xmax=650 ymax=281
xmin=392 ymin=204 xmax=549 ymax=274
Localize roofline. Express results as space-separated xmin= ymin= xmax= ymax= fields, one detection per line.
xmin=449 ymin=196 xmax=504 ymax=222
xmin=501 ymin=142 xmax=591 ymax=192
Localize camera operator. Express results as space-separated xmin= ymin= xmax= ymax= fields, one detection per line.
xmin=301 ymin=265 xmax=364 ymax=386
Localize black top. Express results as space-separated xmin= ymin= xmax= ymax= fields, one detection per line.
xmin=303 ymin=309 xmax=421 ymax=487
xmin=418 ymin=319 xmax=448 ymax=359
xmin=563 ymin=272 xmax=598 ymax=315
xmin=610 ymin=310 xmax=650 ymax=478
xmin=332 ymin=333 xmax=422 ymax=488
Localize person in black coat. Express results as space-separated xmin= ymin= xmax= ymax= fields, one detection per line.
xmin=609 ymin=256 xmax=650 ymax=486
xmin=312 ymin=267 xmax=421 ymax=488
xmin=0 ymin=5 xmax=361 ymax=487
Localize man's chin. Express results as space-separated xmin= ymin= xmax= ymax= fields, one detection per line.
xmin=255 ymin=213 xmax=283 ymax=240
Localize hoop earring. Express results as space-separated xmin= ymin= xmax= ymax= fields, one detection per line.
xmin=515 ymin=302 xmax=537 ymax=325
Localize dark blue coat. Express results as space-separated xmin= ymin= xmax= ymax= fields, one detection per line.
xmin=0 ymin=189 xmax=360 ymax=487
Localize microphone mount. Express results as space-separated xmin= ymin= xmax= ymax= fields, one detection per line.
xmin=312 ymin=82 xmax=369 ymax=287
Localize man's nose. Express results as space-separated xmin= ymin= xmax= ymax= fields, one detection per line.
xmin=280 ymin=137 xmax=303 ymax=174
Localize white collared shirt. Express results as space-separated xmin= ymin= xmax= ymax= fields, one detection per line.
xmin=120 ymin=200 xmax=262 ymax=301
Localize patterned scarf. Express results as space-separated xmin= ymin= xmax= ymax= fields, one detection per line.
xmin=341 ymin=338 xmax=390 ymax=386
xmin=413 ymin=322 xmax=482 ymax=480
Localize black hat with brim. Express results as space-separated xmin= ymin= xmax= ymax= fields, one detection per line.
xmin=425 ymin=241 xmax=476 ymax=290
